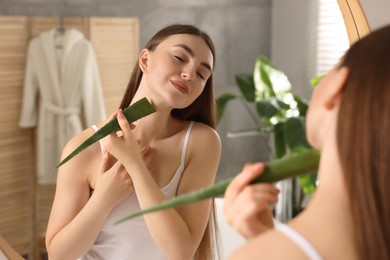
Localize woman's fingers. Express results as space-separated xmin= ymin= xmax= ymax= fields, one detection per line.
xmin=224 ymin=163 xmax=265 ymax=204
xmin=224 ymin=183 xmax=279 ymax=239
xmin=223 ymin=162 xmax=280 ymax=239
xmin=140 ymin=144 xmax=155 ymax=174
xmin=98 ymin=151 xmax=110 ymax=174
xmin=116 ymin=110 xmax=131 ymax=137
xmin=225 ymin=184 xmax=278 ymax=220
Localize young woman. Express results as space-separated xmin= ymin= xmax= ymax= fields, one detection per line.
xmin=224 ymin=25 xmax=390 ymax=260
xmin=45 ymin=24 xmax=221 ymax=260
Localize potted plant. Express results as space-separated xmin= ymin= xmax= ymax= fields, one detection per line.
xmin=217 ymin=55 xmax=319 ymax=218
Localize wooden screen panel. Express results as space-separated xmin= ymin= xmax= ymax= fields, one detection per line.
xmin=89 ymin=17 xmax=139 ymax=114
xmin=28 ymin=17 xmax=88 ymax=254
xmin=0 ymin=16 xmax=140 ymax=258
xmin=0 ymin=16 xmax=34 ymax=257
xmin=29 ymin=16 xmax=88 ymax=39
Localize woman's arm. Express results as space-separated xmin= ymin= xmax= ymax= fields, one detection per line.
xmin=45 ymin=133 xmax=133 ymax=260
xmin=105 ymin=111 xmax=221 ymax=259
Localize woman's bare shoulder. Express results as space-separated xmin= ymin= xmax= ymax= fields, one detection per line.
xmin=58 ymin=127 xmax=102 ymax=183
xmin=190 ymin=121 xmax=221 ymax=146
xmin=61 ymin=127 xmax=99 ymax=161
xmin=230 ymin=228 xmax=309 ymax=260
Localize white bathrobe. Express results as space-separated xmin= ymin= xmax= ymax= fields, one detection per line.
xmin=19 ymin=29 xmax=106 ymax=184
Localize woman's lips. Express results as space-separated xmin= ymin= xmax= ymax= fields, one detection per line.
xmin=171 ymin=80 xmax=189 ymax=94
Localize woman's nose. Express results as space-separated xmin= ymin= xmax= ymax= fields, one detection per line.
xmin=181 ymin=66 xmax=195 ymax=81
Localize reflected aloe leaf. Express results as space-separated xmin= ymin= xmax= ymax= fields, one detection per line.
xmin=56 ymin=98 xmax=156 ymax=168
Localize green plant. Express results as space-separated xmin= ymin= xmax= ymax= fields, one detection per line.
xmin=217 ymin=55 xmax=317 ymax=196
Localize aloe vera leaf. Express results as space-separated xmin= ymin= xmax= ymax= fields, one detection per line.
xmin=114 ymin=148 xmax=320 ymax=224
xmin=56 ymin=98 xmax=156 ymax=168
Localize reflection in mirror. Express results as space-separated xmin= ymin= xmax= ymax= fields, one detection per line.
xmin=0 ymin=0 xmax=375 ymax=259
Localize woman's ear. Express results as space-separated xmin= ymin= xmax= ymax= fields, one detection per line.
xmin=139 ymin=49 xmax=149 ymax=73
xmin=325 ymin=66 xmax=349 ymax=109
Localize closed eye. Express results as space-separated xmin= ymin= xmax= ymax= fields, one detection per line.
xmin=197 ymin=72 xmax=205 ymax=80
xmin=174 ymin=55 xmax=184 ymax=62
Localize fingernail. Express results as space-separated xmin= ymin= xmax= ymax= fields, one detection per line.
xmin=118 ymin=110 xmax=124 ymax=119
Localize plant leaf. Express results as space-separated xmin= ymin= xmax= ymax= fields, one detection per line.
xmin=235 ymin=74 xmax=256 ymax=102
xmin=293 ymin=95 xmax=309 ymax=116
xmin=298 ymin=173 xmax=317 ymax=194
xmin=274 ymin=122 xmax=286 ymax=158
xmin=114 ymin=148 xmax=320 ymax=224
xmin=284 ymin=117 xmax=309 ymax=151
xmin=254 ymin=55 xmax=291 ymax=100
xmin=256 ymin=100 xmax=279 ymax=119
xmin=216 ymin=93 xmax=237 ymax=124
xmin=56 ymin=97 xmax=156 ymax=168
xmin=310 ymin=75 xmax=323 ymax=87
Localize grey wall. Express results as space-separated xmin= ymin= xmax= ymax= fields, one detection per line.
xmin=270 ymin=0 xmax=314 ymax=100
xmin=0 ymin=0 xmax=273 ymax=181
xmin=360 ymin=0 xmax=390 ymax=31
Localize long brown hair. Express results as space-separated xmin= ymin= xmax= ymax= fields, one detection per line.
xmin=337 ymin=25 xmax=390 ymax=260
xmin=120 ymin=24 xmax=219 ymax=260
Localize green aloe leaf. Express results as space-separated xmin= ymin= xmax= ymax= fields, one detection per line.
xmin=56 ymin=97 xmax=156 ymax=168
xmin=115 ymin=148 xmax=320 ymax=224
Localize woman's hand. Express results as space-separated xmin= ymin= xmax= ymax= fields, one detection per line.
xmin=223 ymin=163 xmax=279 ymax=240
xmin=103 ymin=110 xmax=153 ymax=174
xmin=93 ymin=152 xmax=134 ymax=209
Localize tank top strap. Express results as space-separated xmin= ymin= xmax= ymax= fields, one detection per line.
xmin=180 ymin=121 xmax=195 ymax=166
xmin=91 ymin=124 xmax=105 ymax=155
xmin=275 ymin=223 xmax=323 ymax=260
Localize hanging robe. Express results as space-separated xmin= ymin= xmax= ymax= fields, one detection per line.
xmin=19 ymin=28 xmax=106 ymax=184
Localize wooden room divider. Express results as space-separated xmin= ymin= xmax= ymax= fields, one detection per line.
xmin=0 ymin=15 xmax=139 ymax=259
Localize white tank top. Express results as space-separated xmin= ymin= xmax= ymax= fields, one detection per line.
xmin=275 ymin=223 xmax=323 ymax=260
xmin=79 ymin=121 xmax=195 ymax=260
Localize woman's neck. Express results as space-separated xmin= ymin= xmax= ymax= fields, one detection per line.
xmin=130 ymin=89 xmax=183 ymax=143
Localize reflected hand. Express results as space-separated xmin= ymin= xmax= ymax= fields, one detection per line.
xmin=94 ymin=152 xmax=134 ymax=208
xmin=103 ymin=110 xmax=144 ymax=171
xmin=138 ymin=140 xmax=155 ymax=175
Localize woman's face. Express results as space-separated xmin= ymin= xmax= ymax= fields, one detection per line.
xmin=142 ymin=34 xmax=214 ymax=109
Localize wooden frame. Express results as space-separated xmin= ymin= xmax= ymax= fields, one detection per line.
xmin=0 ymin=16 xmax=139 ymax=259
xmin=0 ymin=235 xmax=24 ymax=260
xmin=337 ymin=0 xmax=371 ymax=44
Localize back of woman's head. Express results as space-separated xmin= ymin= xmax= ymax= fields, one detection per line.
xmin=337 ymin=25 xmax=390 ymax=260
xmin=120 ymin=24 xmax=217 ymax=129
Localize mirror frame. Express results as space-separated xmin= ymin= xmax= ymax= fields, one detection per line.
xmin=337 ymin=0 xmax=371 ymax=44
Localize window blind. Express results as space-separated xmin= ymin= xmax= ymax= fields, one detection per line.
xmin=315 ymin=0 xmax=350 ymax=76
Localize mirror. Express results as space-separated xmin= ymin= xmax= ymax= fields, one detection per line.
xmin=338 ymin=0 xmax=371 ymax=43
xmin=0 ymin=0 xmax=376 ymax=258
